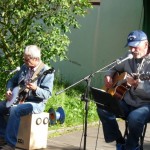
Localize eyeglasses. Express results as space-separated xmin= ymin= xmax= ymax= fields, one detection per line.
xmin=23 ymin=56 xmax=33 ymax=62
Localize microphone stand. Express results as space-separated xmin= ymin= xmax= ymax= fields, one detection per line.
xmin=55 ymin=58 xmax=122 ymax=150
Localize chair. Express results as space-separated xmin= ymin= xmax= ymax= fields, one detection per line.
xmin=124 ymin=120 xmax=147 ymax=150
xmin=5 ymin=112 xmax=49 ymax=150
xmin=90 ymin=87 xmax=148 ymax=150
xmin=16 ymin=112 xmax=49 ymax=150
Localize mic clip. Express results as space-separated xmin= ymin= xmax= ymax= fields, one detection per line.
xmin=116 ymin=58 xmax=122 ymax=64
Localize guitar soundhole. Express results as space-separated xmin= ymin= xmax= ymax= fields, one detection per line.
xmin=19 ymin=91 xmax=28 ymax=102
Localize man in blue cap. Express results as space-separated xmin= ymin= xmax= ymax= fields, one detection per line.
xmin=97 ymin=30 xmax=150 ymax=150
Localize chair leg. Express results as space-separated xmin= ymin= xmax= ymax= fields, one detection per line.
xmin=124 ymin=121 xmax=128 ymax=140
xmin=140 ymin=124 xmax=147 ymax=150
xmin=124 ymin=121 xmax=147 ymax=150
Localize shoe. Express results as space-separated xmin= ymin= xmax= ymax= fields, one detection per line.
xmin=0 ymin=145 xmax=15 ymax=150
xmin=116 ymin=143 xmax=125 ymax=150
xmin=134 ymin=146 xmax=140 ymax=150
xmin=0 ymin=137 xmax=6 ymax=147
xmin=126 ymin=145 xmax=140 ymax=150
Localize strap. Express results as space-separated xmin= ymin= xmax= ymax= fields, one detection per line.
xmin=31 ymin=62 xmax=45 ymax=81
xmin=137 ymin=58 xmax=145 ymax=74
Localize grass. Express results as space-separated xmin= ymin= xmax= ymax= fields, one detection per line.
xmin=44 ymin=76 xmax=99 ymax=136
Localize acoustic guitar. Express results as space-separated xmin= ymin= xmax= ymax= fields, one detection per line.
xmin=103 ymin=72 xmax=130 ymax=100
xmin=103 ymin=72 xmax=150 ymax=100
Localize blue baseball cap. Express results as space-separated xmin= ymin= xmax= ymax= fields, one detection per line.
xmin=125 ymin=30 xmax=147 ymax=47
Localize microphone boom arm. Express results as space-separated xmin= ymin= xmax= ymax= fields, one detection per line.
xmin=55 ymin=54 xmax=133 ymax=95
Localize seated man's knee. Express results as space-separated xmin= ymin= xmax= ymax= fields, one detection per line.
xmin=127 ymin=114 xmax=144 ymax=131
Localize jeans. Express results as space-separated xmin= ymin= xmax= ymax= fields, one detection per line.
xmin=97 ymin=100 xmax=150 ymax=150
xmin=0 ymin=100 xmax=45 ymax=147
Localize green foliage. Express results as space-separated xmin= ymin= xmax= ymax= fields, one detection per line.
xmin=0 ymin=0 xmax=92 ymax=98
xmin=45 ymin=76 xmax=99 ymax=128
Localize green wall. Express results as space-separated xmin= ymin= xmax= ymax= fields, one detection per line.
xmin=52 ymin=0 xmax=143 ymax=89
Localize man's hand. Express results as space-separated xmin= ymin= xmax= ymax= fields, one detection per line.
xmin=26 ymin=83 xmax=37 ymax=91
xmin=6 ymin=90 xmax=12 ymax=101
xmin=126 ymin=75 xmax=138 ymax=88
xmin=104 ymin=76 xmax=113 ymax=89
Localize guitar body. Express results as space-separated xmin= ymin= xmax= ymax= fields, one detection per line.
xmin=103 ymin=72 xmax=131 ymax=100
xmin=6 ymin=86 xmax=20 ymax=107
xmin=108 ymin=83 xmax=129 ymax=100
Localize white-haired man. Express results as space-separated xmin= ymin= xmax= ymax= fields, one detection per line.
xmin=0 ymin=45 xmax=54 ymax=150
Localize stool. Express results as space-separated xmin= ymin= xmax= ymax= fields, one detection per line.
xmin=124 ymin=120 xmax=147 ymax=150
xmin=16 ymin=112 xmax=49 ymax=150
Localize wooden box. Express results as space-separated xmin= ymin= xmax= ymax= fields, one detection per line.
xmin=16 ymin=112 xmax=49 ymax=150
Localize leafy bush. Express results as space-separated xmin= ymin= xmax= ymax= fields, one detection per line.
xmin=45 ymin=76 xmax=99 ymax=129
xmin=0 ymin=0 xmax=92 ymax=99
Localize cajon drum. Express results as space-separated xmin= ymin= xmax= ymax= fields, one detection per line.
xmin=16 ymin=112 xmax=49 ymax=150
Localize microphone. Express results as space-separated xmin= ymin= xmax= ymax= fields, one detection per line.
xmin=9 ymin=66 xmax=20 ymax=75
xmin=117 ymin=54 xmax=133 ymax=64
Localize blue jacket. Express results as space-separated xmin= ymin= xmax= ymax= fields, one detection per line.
xmin=6 ymin=63 xmax=54 ymax=103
